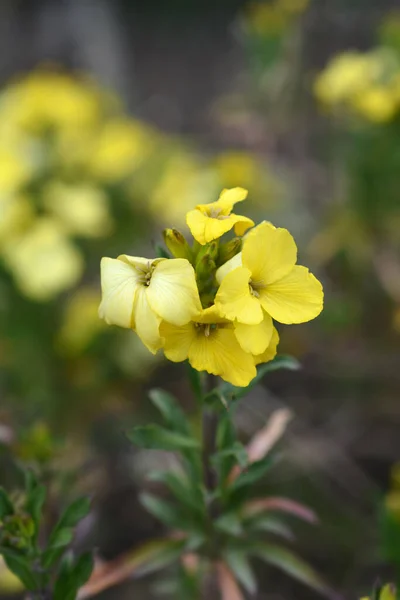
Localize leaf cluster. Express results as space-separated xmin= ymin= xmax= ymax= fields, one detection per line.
xmin=0 ymin=471 xmax=93 ymax=599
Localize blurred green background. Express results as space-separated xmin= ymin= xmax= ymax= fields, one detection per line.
xmin=0 ymin=0 xmax=400 ymax=598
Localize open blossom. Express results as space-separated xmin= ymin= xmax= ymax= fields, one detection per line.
xmin=99 ymin=255 xmax=201 ymax=353
xmin=215 ymin=221 xmax=323 ymax=326
xmin=160 ymin=305 xmax=278 ymax=387
xmin=186 ymin=187 xmax=254 ymax=245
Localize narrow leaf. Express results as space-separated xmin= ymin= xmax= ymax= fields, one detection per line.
xmin=251 ymin=543 xmax=332 ymax=596
xmin=223 ymin=548 xmax=257 ymax=594
xmin=242 ymin=497 xmax=318 ymax=524
xmin=148 ymin=389 xmax=189 ymax=434
xmin=55 ymin=497 xmax=91 ymax=531
xmin=127 ymin=425 xmax=199 ymax=451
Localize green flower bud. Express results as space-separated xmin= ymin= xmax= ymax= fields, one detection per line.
xmin=162 ymin=229 xmax=192 ymax=261
xmin=217 ymin=237 xmax=242 ymax=266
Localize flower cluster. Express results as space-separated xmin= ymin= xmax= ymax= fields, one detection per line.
xmin=314 ymin=48 xmax=400 ymax=124
xmin=0 ymin=68 xmax=157 ymax=300
xmin=99 ymin=188 xmax=323 ymax=386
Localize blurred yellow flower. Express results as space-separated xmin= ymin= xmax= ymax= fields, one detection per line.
xmin=0 ymin=194 xmax=33 ymax=247
xmin=43 ymin=182 xmax=113 ymax=238
xmin=314 ymin=52 xmax=373 ymax=106
xmin=4 ymin=218 xmax=83 ymax=301
xmin=89 ymin=118 xmax=154 ymax=181
xmin=99 ymin=255 xmax=201 ymax=353
xmin=2 ymin=70 xmax=102 ymax=134
xmin=215 ymin=221 xmax=323 ymax=325
xmin=58 ymin=287 xmax=106 ymax=355
xmin=278 ymin=0 xmax=309 ymax=15
xmin=150 ymin=153 xmax=215 ymax=224
xmin=352 ymin=86 xmax=398 ymax=123
xmin=0 ymin=146 xmax=33 ymax=193
xmin=186 ymin=187 xmax=254 ymax=245
xmin=314 ymin=48 xmax=400 ymax=123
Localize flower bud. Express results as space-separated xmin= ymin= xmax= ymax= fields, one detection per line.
xmin=217 ymin=237 xmax=242 ymax=266
xmin=195 ymin=254 xmax=216 ymax=283
xmin=195 ymin=241 xmax=218 ymax=267
xmin=163 ymin=229 xmax=192 ymax=260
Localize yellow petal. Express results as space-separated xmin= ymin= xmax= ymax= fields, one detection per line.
xmin=99 ymin=257 xmax=141 ymax=328
xmin=212 ymin=187 xmax=248 ymax=213
xmin=189 ymin=327 xmax=256 ymax=387
xmin=216 ymin=252 xmax=243 ymax=284
xmin=215 ymin=267 xmax=263 ymax=324
xmin=147 ymin=258 xmax=201 ymax=325
xmin=160 ymin=321 xmax=195 ymax=362
xmin=232 ymin=215 xmax=255 ymax=236
xmin=186 ymin=209 xmax=237 ymax=245
xmin=133 ymin=287 xmax=162 ymax=354
xmin=259 ymin=265 xmax=323 ymax=324
xmin=234 ymin=311 xmax=273 ymax=354
xmin=196 ymin=187 xmax=248 ymax=215
xmin=254 ymin=326 xmax=280 ymax=365
xmin=380 ymin=585 xmax=397 ymax=600
xmin=242 ymin=221 xmax=297 ymax=284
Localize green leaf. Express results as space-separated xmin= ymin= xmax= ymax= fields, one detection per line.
xmin=140 ymin=493 xmax=200 ymax=533
xmin=148 ymin=471 xmax=205 ymax=515
xmin=132 ymin=539 xmax=187 ymax=578
xmin=0 ymin=487 xmax=14 ymax=519
xmin=215 ymin=512 xmax=243 ymax=536
xmin=3 ymin=551 xmax=38 ymax=591
xmin=55 ymin=497 xmax=91 ymax=531
xmin=54 ymin=551 xmax=94 ymax=600
xmin=251 ymin=543 xmax=331 ymax=596
xmin=244 ymin=514 xmax=294 ymax=540
xmin=127 ymin=425 xmax=200 ymax=451
xmin=148 ymin=389 xmax=190 ymax=434
xmin=223 ymin=548 xmax=257 ymax=594
xmin=25 ymin=482 xmax=46 ymax=539
xmin=229 ymin=456 xmax=275 ymax=494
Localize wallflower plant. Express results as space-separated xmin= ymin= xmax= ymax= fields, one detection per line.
xmin=93 ymin=188 xmax=331 ymax=598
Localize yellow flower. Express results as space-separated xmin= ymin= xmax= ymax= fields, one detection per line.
xmin=99 ymin=255 xmax=202 ymax=353
xmin=352 ymin=86 xmax=398 ymax=123
xmin=314 ymin=52 xmax=373 ymax=106
xmin=186 ymin=187 xmax=254 ymax=245
xmin=43 ymin=182 xmax=112 ymax=238
xmin=89 ymin=118 xmax=154 ymax=181
xmin=254 ymin=326 xmax=279 ymax=365
xmin=0 ymin=193 xmax=33 ymax=248
xmin=160 ymin=305 xmax=257 ymax=386
xmin=4 ymin=218 xmax=83 ymax=301
xmin=215 ymin=221 xmax=323 ymax=325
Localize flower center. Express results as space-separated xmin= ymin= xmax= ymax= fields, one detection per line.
xmin=195 ymin=322 xmax=219 ymax=337
xmin=249 ymin=279 xmax=265 ymax=298
xmin=135 ymin=261 xmax=154 ymax=286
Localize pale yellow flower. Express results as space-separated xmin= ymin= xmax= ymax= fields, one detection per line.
xmin=4 ymin=218 xmax=83 ymax=301
xmin=215 ymin=221 xmax=323 ymax=325
xmin=314 ymin=52 xmax=373 ymax=106
xmin=0 ymin=557 xmax=24 ymax=593
xmin=89 ymin=118 xmax=154 ymax=181
xmin=0 ymin=193 xmax=33 ymax=248
xmin=43 ymin=182 xmax=112 ymax=238
xmin=99 ymin=255 xmax=202 ymax=353
xmin=186 ymin=187 xmax=254 ymax=245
